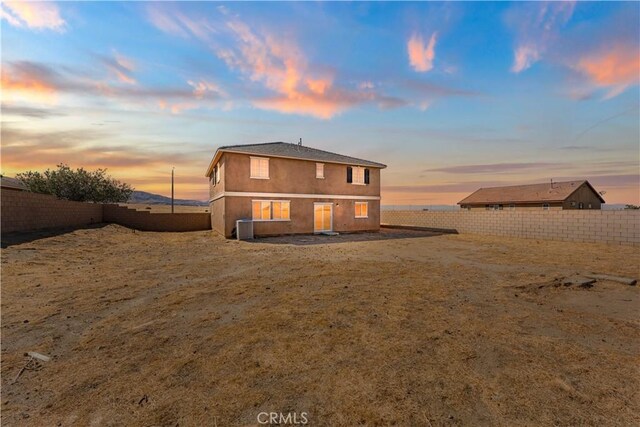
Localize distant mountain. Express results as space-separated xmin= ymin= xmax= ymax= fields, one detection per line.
xmin=128 ymin=190 xmax=208 ymax=206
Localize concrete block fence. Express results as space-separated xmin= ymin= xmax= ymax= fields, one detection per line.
xmin=1 ymin=189 xmax=103 ymax=233
xmin=1 ymin=189 xmax=210 ymax=234
xmin=381 ymin=210 xmax=640 ymax=246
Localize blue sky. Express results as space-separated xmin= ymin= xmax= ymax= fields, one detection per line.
xmin=2 ymin=1 xmax=638 ymax=204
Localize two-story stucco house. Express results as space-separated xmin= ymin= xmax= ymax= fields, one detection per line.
xmin=205 ymin=142 xmax=386 ymax=238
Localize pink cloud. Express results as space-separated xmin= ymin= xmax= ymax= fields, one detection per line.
xmin=218 ymin=19 xmax=368 ymax=119
xmin=407 ymin=32 xmax=437 ymax=73
xmin=146 ymin=7 xmax=408 ymax=118
xmin=188 ymin=80 xmax=225 ymax=99
xmin=511 ymin=45 xmax=540 ymax=73
xmin=573 ymin=45 xmax=639 ymax=99
xmin=1 ymin=1 xmax=66 ymax=31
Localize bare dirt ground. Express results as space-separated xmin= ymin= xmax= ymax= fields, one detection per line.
xmin=1 ymin=226 xmax=639 ymax=426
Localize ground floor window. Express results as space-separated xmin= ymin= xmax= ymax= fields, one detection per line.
xmin=355 ymin=201 xmax=368 ymax=218
xmin=252 ymin=200 xmax=290 ymax=221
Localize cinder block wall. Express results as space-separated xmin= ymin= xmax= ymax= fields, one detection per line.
xmin=102 ymin=204 xmax=211 ymax=232
xmin=1 ymin=190 xmax=211 ymax=234
xmin=381 ymin=210 xmax=640 ymax=246
xmin=1 ymin=189 xmax=103 ymax=233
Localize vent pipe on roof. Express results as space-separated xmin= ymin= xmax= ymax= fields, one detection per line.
xmin=550 ymin=178 xmax=554 ymax=188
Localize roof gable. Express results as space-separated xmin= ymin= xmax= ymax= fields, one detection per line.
xmin=206 ymin=142 xmax=386 ymax=176
xmin=458 ymin=180 xmax=605 ymax=205
xmin=0 ymin=176 xmax=28 ymax=191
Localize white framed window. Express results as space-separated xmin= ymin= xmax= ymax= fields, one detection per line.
xmin=355 ymin=201 xmax=368 ymax=218
xmin=316 ymin=163 xmax=324 ymax=179
xmin=251 ymin=200 xmax=290 ymax=221
xmin=216 ymin=164 xmax=221 ymax=184
xmin=250 ymin=157 xmax=269 ymax=179
xmin=542 ymin=203 xmax=550 ymax=210
xmin=352 ymin=166 xmax=365 ymax=185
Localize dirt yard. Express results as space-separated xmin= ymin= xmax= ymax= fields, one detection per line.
xmin=1 ymin=226 xmax=638 ymax=426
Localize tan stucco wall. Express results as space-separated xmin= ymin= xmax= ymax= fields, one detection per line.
xmin=562 ymin=183 xmax=602 ymax=209
xmin=219 ymin=152 xmax=381 ymax=196
xmin=210 ymin=197 xmax=225 ymax=235
xmin=209 ymin=155 xmax=226 ymax=200
xmin=208 ymin=151 xmax=383 ymax=237
xmin=222 ymin=196 xmax=380 ymax=237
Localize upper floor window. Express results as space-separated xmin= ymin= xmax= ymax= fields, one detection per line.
xmin=250 ymin=157 xmax=269 ymax=179
xmin=542 ymin=203 xmax=550 ymax=210
xmin=212 ymin=164 xmax=220 ymax=185
xmin=316 ymin=163 xmax=324 ymax=179
xmin=347 ymin=166 xmax=369 ymax=185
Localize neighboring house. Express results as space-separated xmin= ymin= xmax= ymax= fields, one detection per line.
xmin=205 ymin=142 xmax=386 ymax=237
xmin=0 ymin=176 xmax=28 ymax=192
xmin=458 ymin=180 xmax=605 ymax=211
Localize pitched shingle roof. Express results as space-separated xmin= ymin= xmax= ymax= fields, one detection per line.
xmin=206 ymin=142 xmax=386 ymax=176
xmin=458 ymin=180 xmax=605 ymax=205
xmin=0 ymin=176 xmax=28 ymax=191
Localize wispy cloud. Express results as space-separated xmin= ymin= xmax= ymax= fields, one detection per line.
xmin=1 ymin=104 xmax=66 ymax=119
xmin=507 ymin=1 xmax=575 ymax=73
xmin=407 ymin=32 xmax=437 ymax=73
xmin=1 ymin=60 xmax=60 ymax=103
xmin=147 ymin=5 xmax=407 ymax=119
xmin=217 ymin=19 xmax=375 ymax=119
xmin=1 ymin=1 xmax=66 ymax=31
xmin=1 ymin=60 xmax=224 ymax=113
xmin=426 ymin=162 xmax=560 ymax=174
xmin=98 ymin=52 xmax=137 ymax=85
xmin=1 ymin=124 xmax=200 ymax=170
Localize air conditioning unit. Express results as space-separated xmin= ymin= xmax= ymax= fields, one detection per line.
xmin=236 ymin=219 xmax=254 ymax=240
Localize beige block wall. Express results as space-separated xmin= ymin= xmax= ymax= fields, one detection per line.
xmin=1 ymin=189 xmax=103 ymax=233
xmin=381 ymin=210 xmax=640 ymax=246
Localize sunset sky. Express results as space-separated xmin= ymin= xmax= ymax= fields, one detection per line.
xmin=2 ymin=1 xmax=639 ymax=204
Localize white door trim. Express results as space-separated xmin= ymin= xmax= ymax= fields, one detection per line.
xmin=313 ymin=202 xmax=333 ymax=233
